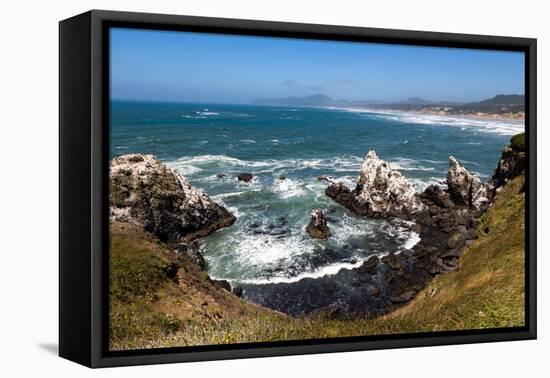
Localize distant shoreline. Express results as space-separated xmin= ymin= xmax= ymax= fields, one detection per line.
xmin=324 ymin=105 xmax=525 ymax=123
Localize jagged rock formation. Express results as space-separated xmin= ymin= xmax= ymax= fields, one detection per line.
xmin=316 ymin=150 xmax=489 ymax=314
xmin=326 ymin=151 xmax=424 ymax=219
xmin=489 ymin=133 xmax=526 ymax=194
xmin=447 ymin=156 xmax=490 ymax=210
xmin=109 ymin=154 xmax=236 ymax=244
xmin=305 ymin=209 xmax=331 ymax=239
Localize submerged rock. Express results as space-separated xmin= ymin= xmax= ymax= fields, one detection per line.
xmin=317 ymin=175 xmax=333 ymax=183
xmin=238 ymin=172 xmax=253 ymax=182
xmin=447 ymin=156 xmax=489 ymax=210
xmin=306 ymin=209 xmax=331 ymax=239
xmin=109 ymin=154 xmax=236 ymax=244
xmin=326 ymin=150 xmax=423 ymax=219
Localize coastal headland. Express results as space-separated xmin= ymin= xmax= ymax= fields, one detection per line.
xmin=108 ymin=132 xmax=526 ymax=350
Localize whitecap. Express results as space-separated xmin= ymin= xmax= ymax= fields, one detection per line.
xmin=388 ymin=158 xmax=436 ymax=172
xmin=271 ymin=177 xmax=306 ymax=199
xmin=183 ymin=115 xmax=207 ymax=119
xmin=169 ymin=164 xmax=202 ymax=176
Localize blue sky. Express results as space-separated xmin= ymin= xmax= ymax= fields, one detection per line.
xmin=110 ymin=27 xmax=525 ymax=104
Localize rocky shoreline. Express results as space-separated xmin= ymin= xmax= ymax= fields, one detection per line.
xmin=316 ymin=136 xmax=525 ymax=316
xmin=109 ymin=134 xmax=525 ymax=319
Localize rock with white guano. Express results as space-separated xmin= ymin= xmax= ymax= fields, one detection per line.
xmin=447 ymin=156 xmax=489 ymax=210
xmin=109 ymin=153 xmax=236 ymax=244
xmin=326 ymin=150 xmax=423 ymax=219
xmin=306 ymin=209 xmax=331 ymax=239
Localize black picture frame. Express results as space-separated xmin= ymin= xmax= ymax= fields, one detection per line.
xmin=59 ymin=9 xmax=537 ymax=368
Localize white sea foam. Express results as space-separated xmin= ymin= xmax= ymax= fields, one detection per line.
xmin=166 ymin=154 xmax=363 ymax=175
xmin=388 ymin=157 xmax=436 ymax=172
xmin=409 ymin=177 xmax=447 ymax=192
xmin=211 ymin=189 xmax=261 ymax=201
xmin=229 ymin=260 xmax=366 ymax=285
xmin=271 ymin=177 xmax=306 ymax=199
xmin=183 ymin=115 xmax=207 ymax=119
xmin=211 ymin=221 xmax=421 ymax=285
xmin=402 ymin=231 xmax=420 ymax=250
xmin=168 ymin=164 xmax=202 ymax=175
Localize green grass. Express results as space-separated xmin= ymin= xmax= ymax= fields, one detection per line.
xmin=110 ymin=176 xmax=525 ymax=350
xmin=510 ymin=132 xmax=525 ymax=151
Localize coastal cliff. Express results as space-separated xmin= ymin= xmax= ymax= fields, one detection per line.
xmin=109 ymin=134 xmax=526 ymax=348
xmin=110 ymin=154 xmax=235 ymax=244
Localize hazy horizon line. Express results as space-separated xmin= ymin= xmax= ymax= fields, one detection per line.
xmin=111 ymin=92 xmax=525 ymax=106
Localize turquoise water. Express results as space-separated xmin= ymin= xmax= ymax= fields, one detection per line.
xmin=110 ymin=100 xmax=523 ymax=313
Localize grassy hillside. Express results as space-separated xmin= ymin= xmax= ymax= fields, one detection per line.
xmin=109 ymin=222 xmax=286 ymax=351
xmin=110 ymin=175 xmax=525 ymax=350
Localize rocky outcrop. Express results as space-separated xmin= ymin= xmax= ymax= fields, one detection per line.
xmin=489 ymin=134 xmax=526 ymax=194
xmin=305 ymin=209 xmax=331 ymax=239
xmin=447 ymin=156 xmax=489 ymax=211
xmin=176 ymin=241 xmax=205 ymax=269
xmin=315 ymin=150 xmax=489 ymax=312
xmin=238 ymin=173 xmax=253 ymax=182
xmin=109 ymin=154 xmax=236 ymax=244
xmin=326 ymin=151 xmax=423 ymax=219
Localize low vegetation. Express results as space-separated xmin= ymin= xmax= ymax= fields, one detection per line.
xmin=110 ymin=175 xmax=525 ymax=350
xmin=511 ymin=132 xmax=525 ymax=151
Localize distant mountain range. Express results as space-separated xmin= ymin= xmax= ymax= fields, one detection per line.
xmin=473 ymin=94 xmax=525 ymax=106
xmin=252 ymin=94 xmax=386 ymax=107
xmin=251 ymin=94 xmax=525 ymax=115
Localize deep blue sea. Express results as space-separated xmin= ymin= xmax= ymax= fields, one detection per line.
xmin=110 ymin=100 xmax=524 ymax=313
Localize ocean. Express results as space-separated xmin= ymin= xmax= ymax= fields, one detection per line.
xmin=110 ymin=100 xmax=524 ymax=315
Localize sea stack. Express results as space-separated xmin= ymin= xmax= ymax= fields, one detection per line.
xmin=447 ymin=156 xmax=489 ymax=210
xmin=109 ymin=153 xmax=236 ymax=244
xmin=326 ymin=150 xmax=423 ymax=219
xmin=306 ymin=209 xmax=331 ymax=239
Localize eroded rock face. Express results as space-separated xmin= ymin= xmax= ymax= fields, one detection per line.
xmin=305 ymin=209 xmax=331 ymax=239
xmin=176 ymin=241 xmax=205 ymax=269
xmin=315 ymin=151 xmax=490 ymax=311
xmin=489 ymin=146 xmax=525 ymax=193
xmin=326 ymin=151 xmax=423 ymax=219
xmin=447 ymin=156 xmax=489 ymax=210
xmin=110 ymin=154 xmax=236 ymax=244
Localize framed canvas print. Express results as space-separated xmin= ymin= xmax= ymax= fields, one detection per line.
xmin=59 ymin=10 xmax=536 ymax=368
